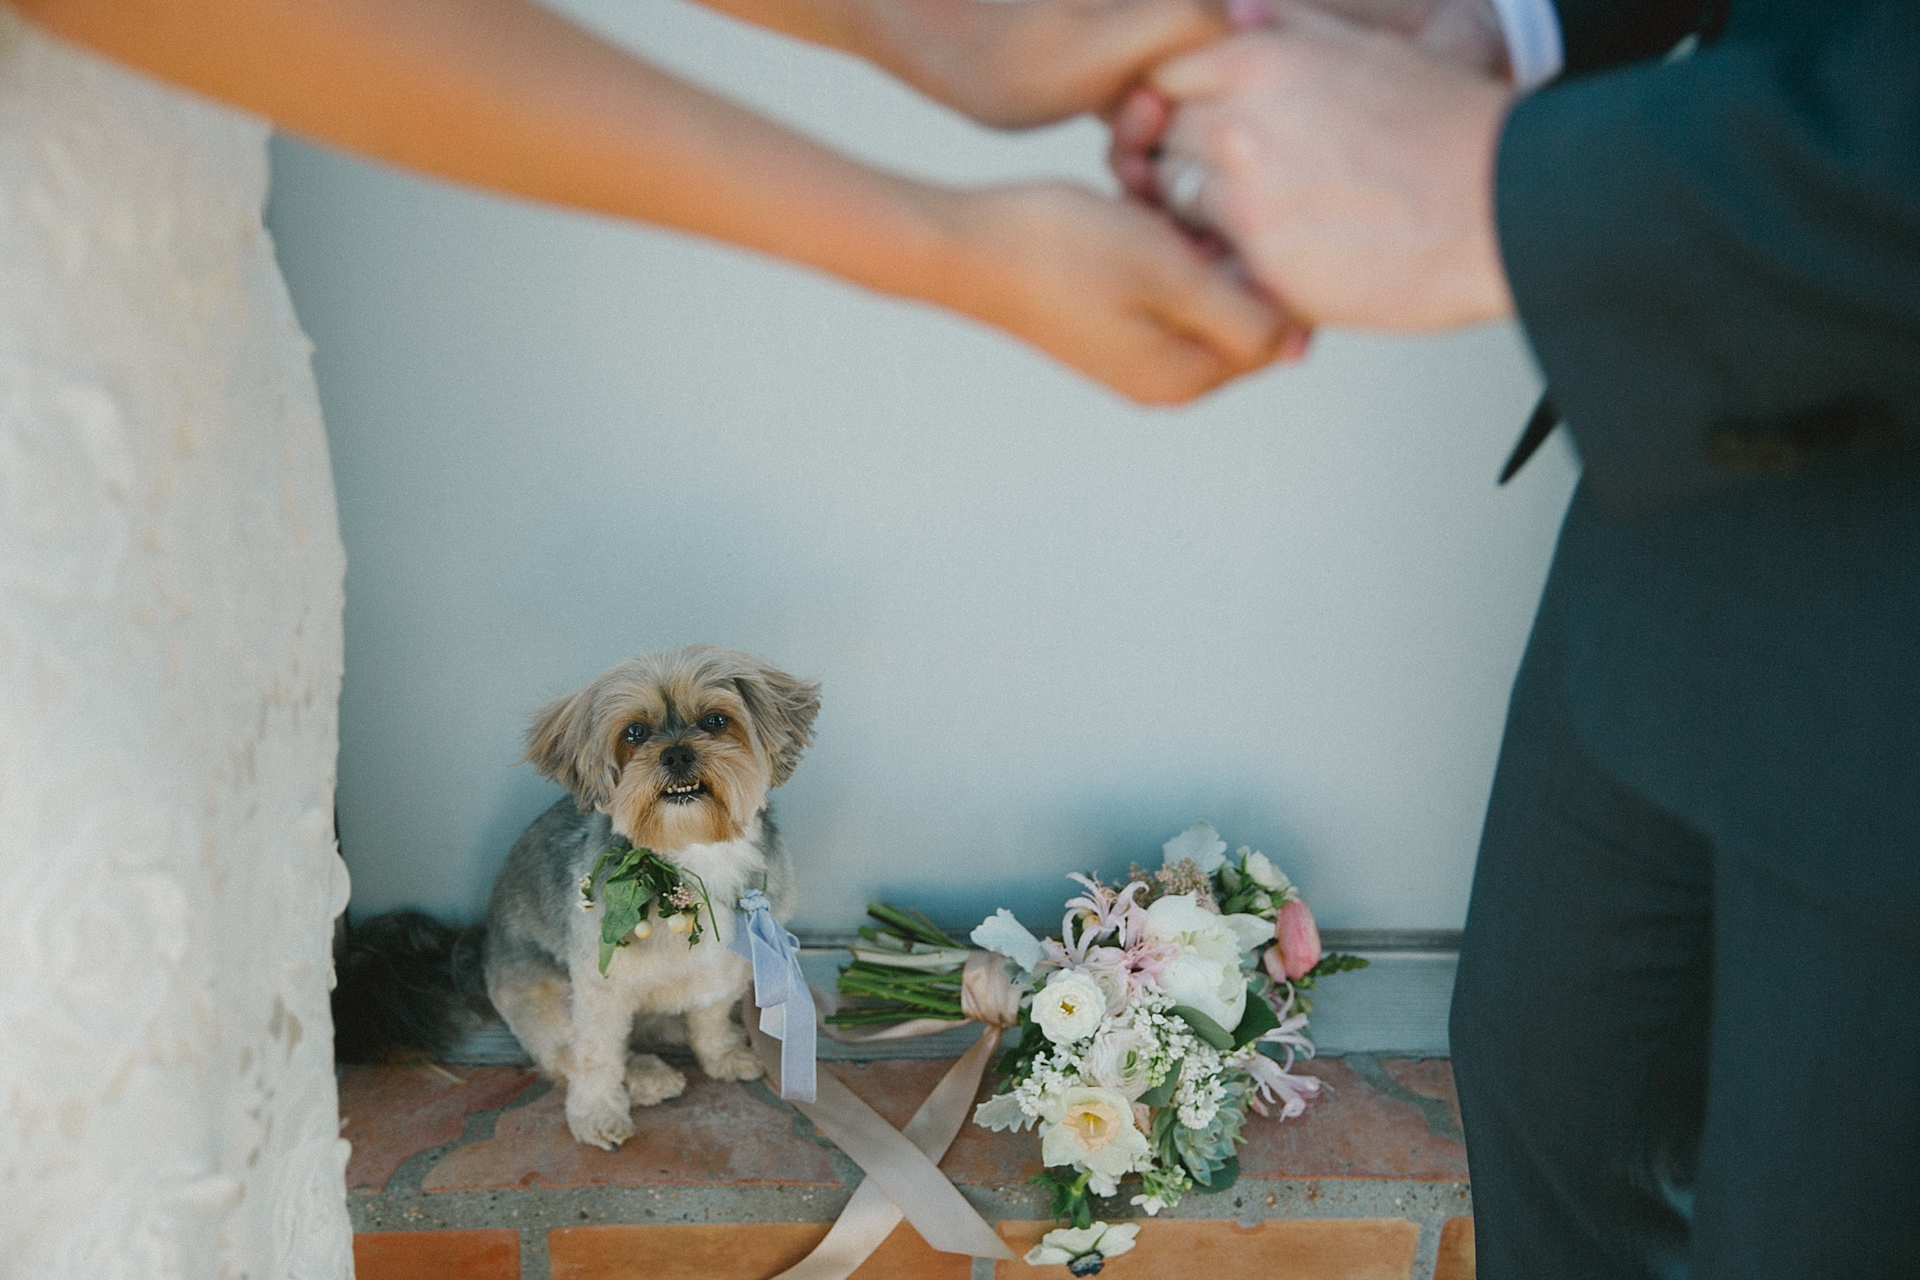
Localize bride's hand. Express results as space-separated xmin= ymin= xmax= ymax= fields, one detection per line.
xmin=926 ymin=182 xmax=1298 ymax=402
xmin=856 ymin=0 xmax=1235 ymax=129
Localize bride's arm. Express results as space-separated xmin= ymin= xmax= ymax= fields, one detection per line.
xmin=698 ymin=0 xmax=1232 ymax=128
xmin=15 ymin=0 xmax=1285 ymax=403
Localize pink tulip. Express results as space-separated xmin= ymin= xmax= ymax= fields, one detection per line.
xmin=1272 ymin=899 xmax=1321 ymax=981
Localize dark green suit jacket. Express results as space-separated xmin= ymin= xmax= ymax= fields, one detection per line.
xmin=1503 ymin=0 xmax=1920 ymax=509
xmin=1491 ymin=0 xmax=1920 ymax=923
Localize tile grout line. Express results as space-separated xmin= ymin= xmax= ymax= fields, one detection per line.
xmin=1410 ymin=1211 xmax=1444 ymax=1280
xmin=519 ymin=1225 xmax=550 ymax=1280
xmin=372 ymin=1073 xmax=554 ymax=1199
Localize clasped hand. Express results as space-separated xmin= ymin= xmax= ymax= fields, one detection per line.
xmin=1101 ymin=0 xmax=1521 ymax=341
xmin=952 ymin=0 xmax=1523 ymax=396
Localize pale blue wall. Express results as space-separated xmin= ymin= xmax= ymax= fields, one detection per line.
xmin=266 ymin=0 xmax=1580 ymax=934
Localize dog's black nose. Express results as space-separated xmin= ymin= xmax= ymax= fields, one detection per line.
xmin=659 ymin=743 xmax=698 ymax=778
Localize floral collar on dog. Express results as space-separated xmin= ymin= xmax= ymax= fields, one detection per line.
xmin=579 ymin=840 xmax=718 ymax=974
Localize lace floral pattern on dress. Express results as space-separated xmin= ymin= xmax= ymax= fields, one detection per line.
xmin=0 ymin=8 xmax=351 ymax=1277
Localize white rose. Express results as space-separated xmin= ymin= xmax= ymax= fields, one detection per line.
xmin=1242 ymin=850 xmax=1291 ymax=894
xmin=1031 ymin=969 xmax=1107 ymax=1045
xmin=1039 ymin=1086 xmax=1153 ymax=1183
xmin=1084 ymin=1026 xmax=1156 ymax=1100
xmin=1143 ymin=894 xmax=1248 ymax=1030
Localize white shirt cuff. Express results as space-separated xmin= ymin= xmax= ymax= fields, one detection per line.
xmin=1487 ymin=0 xmax=1566 ymax=91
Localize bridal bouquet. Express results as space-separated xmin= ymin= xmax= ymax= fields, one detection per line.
xmin=834 ymin=824 xmax=1365 ymax=1272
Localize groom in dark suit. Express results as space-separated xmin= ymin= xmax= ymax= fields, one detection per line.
xmin=1126 ymin=1 xmax=1920 ymax=1275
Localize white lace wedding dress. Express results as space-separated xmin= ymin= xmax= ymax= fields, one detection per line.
xmin=0 ymin=9 xmax=354 ymax=1277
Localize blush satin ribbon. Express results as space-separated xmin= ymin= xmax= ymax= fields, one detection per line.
xmin=743 ymin=950 xmax=1024 ymax=1277
xmin=730 ymin=888 xmax=817 ymax=1104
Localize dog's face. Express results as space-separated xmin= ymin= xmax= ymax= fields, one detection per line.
xmin=524 ymin=646 xmax=820 ymax=850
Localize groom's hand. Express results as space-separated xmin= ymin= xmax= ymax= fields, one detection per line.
xmin=1248 ymin=0 xmax=1507 ymax=76
xmin=1109 ymin=0 xmax=1504 ymax=204
xmin=1139 ymin=7 xmax=1516 ymax=330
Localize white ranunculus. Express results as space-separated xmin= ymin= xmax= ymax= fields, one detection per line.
xmin=1084 ymin=1026 xmax=1156 ymax=1100
xmin=1143 ymin=893 xmax=1248 ymax=1030
xmin=1039 ymin=1086 xmax=1153 ymax=1183
xmin=1032 ymin=969 xmax=1107 ymax=1045
xmin=1078 ymin=946 xmax=1132 ymax=1017
xmin=1242 ymin=850 xmax=1291 ymax=894
xmin=1162 ymin=822 xmax=1229 ymax=872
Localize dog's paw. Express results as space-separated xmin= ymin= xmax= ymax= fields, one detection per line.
xmin=698 ymin=1043 xmax=764 ymax=1083
xmin=624 ymin=1054 xmax=688 ymax=1106
xmin=565 ymin=1087 xmax=635 ymax=1151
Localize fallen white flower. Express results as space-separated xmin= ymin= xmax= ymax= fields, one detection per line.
xmin=1024 ymin=1221 xmax=1141 ymax=1268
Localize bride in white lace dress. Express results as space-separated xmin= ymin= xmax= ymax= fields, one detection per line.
xmin=0 ymin=12 xmax=355 ymax=1276
xmin=0 ymin=0 xmax=1270 ymax=1271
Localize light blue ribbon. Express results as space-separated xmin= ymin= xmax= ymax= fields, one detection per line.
xmin=730 ymin=888 xmax=816 ymax=1103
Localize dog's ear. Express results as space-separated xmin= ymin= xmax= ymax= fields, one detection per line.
xmin=524 ymin=686 xmax=618 ymax=813
xmin=733 ymin=663 xmax=820 ymax=788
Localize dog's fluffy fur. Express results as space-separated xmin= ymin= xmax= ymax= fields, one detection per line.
xmin=332 ymin=645 xmax=818 ymax=1152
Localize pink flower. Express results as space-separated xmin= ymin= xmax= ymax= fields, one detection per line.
xmin=1062 ymin=875 xmax=1149 ymax=959
xmin=1271 ymin=899 xmax=1321 ymax=981
xmin=1245 ymin=1052 xmax=1321 ymax=1119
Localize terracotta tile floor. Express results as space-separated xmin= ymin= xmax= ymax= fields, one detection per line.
xmin=342 ymin=1052 xmax=1473 ymax=1280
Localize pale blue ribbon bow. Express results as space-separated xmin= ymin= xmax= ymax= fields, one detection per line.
xmin=730 ymin=888 xmax=816 ymax=1103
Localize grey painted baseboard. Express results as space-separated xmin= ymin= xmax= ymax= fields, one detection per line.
xmin=441 ymin=929 xmax=1458 ymax=1064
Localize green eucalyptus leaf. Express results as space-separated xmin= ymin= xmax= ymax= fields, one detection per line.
xmin=1231 ymin=985 xmax=1281 ymax=1048
xmin=1169 ymin=1005 xmax=1235 ymax=1051
xmin=1138 ymin=1067 xmax=1181 ymax=1109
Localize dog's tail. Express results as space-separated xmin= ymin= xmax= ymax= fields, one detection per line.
xmin=330 ymin=910 xmax=495 ymax=1063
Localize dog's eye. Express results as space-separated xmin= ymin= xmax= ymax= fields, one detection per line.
xmin=698 ymin=713 xmax=729 ymax=733
xmin=620 ymin=722 xmax=651 ymax=746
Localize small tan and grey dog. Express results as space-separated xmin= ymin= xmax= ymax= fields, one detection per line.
xmin=331 ymin=645 xmax=819 ymax=1151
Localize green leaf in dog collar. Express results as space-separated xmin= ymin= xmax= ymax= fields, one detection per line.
xmin=580 ymin=842 xmax=718 ymax=974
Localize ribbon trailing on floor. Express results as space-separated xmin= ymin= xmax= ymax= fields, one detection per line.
xmin=731 ymin=889 xmax=817 ymax=1104
xmin=743 ymin=950 xmax=1024 ymax=1279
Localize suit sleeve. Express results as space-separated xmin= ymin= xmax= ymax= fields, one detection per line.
xmin=1497 ymin=2 xmax=1920 ymax=507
